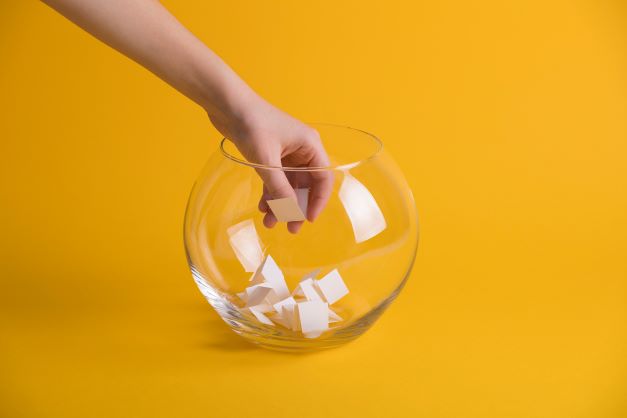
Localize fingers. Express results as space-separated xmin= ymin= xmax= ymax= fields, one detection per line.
xmin=255 ymin=165 xmax=304 ymax=234
xmin=258 ymin=176 xmax=306 ymax=232
xmin=263 ymin=211 xmax=278 ymax=228
xmin=308 ymin=169 xmax=334 ymax=221
xmin=287 ymin=219 xmax=303 ymax=234
xmin=258 ymin=186 xmax=278 ymax=228
xmin=253 ymin=127 xmax=332 ymax=233
xmin=286 ymin=171 xmax=310 ymax=233
xmin=258 ymin=185 xmax=270 ymax=213
xmin=306 ymin=136 xmax=334 ymax=222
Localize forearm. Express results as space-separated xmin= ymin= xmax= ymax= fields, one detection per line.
xmin=42 ymin=0 xmax=256 ymax=120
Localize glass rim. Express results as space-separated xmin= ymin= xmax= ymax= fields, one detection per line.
xmin=219 ymin=123 xmax=383 ymax=171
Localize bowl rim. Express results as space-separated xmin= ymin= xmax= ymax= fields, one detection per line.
xmin=219 ymin=123 xmax=383 ymax=171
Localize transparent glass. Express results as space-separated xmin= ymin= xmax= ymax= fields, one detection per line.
xmin=184 ymin=124 xmax=419 ymax=351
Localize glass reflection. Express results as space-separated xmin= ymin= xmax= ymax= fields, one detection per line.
xmin=227 ymin=219 xmax=265 ymax=272
xmin=339 ymin=172 xmax=387 ymax=243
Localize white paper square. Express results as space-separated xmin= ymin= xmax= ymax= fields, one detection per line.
xmin=266 ymin=197 xmax=306 ymax=222
xmin=250 ymin=255 xmax=289 ymax=299
xmin=316 ymin=269 xmax=349 ymax=304
xmin=297 ymin=301 xmax=329 ymax=334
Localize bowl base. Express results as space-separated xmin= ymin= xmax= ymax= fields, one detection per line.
xmin=192 ymin=268 xmax=396 ymax=352
xmin=237 ymin=332 xmax=359 ymax=353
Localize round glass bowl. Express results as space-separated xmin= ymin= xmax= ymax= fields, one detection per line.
xmin=184 ymin=124 xmax=418 ymax=351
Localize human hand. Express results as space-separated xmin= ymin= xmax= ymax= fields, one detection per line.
xmin=208 ymin=95 xmax=334 ymax=234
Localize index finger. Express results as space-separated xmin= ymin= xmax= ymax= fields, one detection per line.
xmin=306 ymin=141 xmax=334 ymax=222
xmin=255 ymin=165 xmax=305 ymax=234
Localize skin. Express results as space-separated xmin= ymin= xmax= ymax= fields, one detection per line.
xmin=41 ymin=0 xmax=333 ymax=233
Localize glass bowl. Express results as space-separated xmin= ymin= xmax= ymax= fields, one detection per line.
xmin=184 ymin=124 xmax=418 ymax=351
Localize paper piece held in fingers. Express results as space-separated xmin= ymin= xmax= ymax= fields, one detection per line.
xmin=266 ymin=196 xmax=306 ymax=222
xmin=317 ymin=269 xmax=349 ymax=304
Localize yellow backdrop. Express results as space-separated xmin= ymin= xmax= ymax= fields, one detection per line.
xmin=1 ymin=1 xmax=626 ymax=417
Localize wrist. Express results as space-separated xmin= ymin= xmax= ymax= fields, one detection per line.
xmin=204 ymin=84 xmax=266 ymax=142
xmin=206 ymin=93 xmax=266 ymax=146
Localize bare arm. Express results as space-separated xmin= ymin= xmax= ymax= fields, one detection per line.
xmin=42 ymin=0 xmax=332 ymax=233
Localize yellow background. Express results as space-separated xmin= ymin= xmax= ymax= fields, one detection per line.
xmin=1 ymin=1 xmax=626 ymax=417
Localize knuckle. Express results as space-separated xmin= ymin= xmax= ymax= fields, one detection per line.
xmin=304 ymin=127 xmax=321 ymax=143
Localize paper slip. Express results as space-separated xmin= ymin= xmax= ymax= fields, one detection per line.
xmin=266 ymin=188 xmax=309 ymax=223
xmin=316 ymin=269 xmax=349 ymax=304
xmin=237 ymin=254 xmax=349 ymax=338
xmin=297 ymin=301 xmax=329 ymax=334
xmin=250 ymin=255 xmax=289 ymax=299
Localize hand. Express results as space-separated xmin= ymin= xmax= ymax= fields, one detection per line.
xmin=208 ymin=95 xmax=334 ymax=234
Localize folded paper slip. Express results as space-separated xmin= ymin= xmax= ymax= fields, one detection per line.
xmin=250 ymin=255 xmax=290 ymax=299
xmin=245 ymin=284 xmax=277 ymax=307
